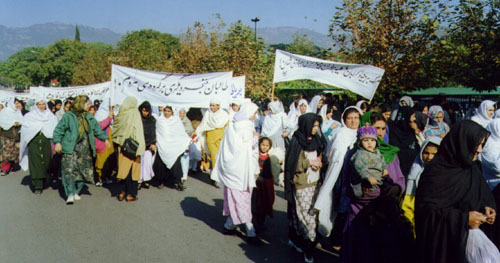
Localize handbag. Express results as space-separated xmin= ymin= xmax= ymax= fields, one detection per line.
xmin=121 ymin=137 xmax=139 ymax=160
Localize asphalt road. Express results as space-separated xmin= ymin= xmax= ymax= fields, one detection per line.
xmin=0 ymin=170 xmax=339 ymax=263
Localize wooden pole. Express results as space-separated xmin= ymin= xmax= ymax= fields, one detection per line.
xmin=271 ymin=83 xmax=275 ymax=100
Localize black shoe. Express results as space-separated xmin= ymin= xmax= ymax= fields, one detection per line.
xmin=213 ymin=180 xmax=220 ymax=188
xmin=142 ymin=182 xmax=150 ymax=189
xmin=175 ymin=183 xmax=186 ymax=191
xmin=223 ymin=227 xmax=237 ymax=235
xmin=34 ymin=190 xmax=42 ymax=195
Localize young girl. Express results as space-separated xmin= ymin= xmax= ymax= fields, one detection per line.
xmin=351 ymin=126 xmax=388 ymax=197
xmin=254 ymin=137 xmax=275 ymax=229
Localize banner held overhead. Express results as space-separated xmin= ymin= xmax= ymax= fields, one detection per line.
xmin=273 ymin=49 xmax=385 ymax=100
xmin=30 ymin=82 xmax=112 ymax=103
xmin=111 ymin=64 xmax=238 ymax=108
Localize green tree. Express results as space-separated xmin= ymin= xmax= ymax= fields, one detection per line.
xmin=117 ymin=29 xmax=179 ymax=72
xmin=75 ymin=25 xmax=80 ymax=42
xmin=434 ymin=0 xmax=500 ymax=91
xmin=330 ymin=0 xmax=447 ymax=101
xmin=72 ymin=43 xmax=114 ymax=85
xmin=0 ymin=46 xmax=44 ymax=87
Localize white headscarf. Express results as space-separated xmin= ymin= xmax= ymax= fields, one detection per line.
xmin=19 ymin=99 xmax=58 ymax=171
xmin=406 ymin=136 xmax=442 ymax=195
xmin=494 ymin=109 xmax=500 ymax=119
xmin=288 ymin=99 xmax=311 ymax=133
xmin=481 ymin=119 xmax=500 ymax=189
xmin=309 ymin=95 xmax=323 ymax=112
xmin=399 ymin=96 xmax=415 ymax=107
xmin=156 ymin=111 xmax=192 ymax=169
xmin=0 ymin=98 xmax=24 ymax=130
xmin=314 ymin=106 xmax=362 ymax=237
xmin=261 ymin=101 xmax=288 ymax=137
xmin=195 ymin=102 xmax=229 ymax=136
xmin=211 ymin=102 xmax=260 ymax=191
xmin=94 ymin=99 xmax=111 ymax=122
xmin=355 ymin=100 xmax=367 ymax=109
xmin=471 ymin=100 xmax=496 ymax=128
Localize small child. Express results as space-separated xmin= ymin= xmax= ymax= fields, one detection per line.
xmin=351 ymin=126 xmax=388 ymax=197
xmin=254 ymin=137 xmax=275 ymax=228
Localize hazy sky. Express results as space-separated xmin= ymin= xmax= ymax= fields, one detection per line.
xmin=0 ymin=0 xmax=339 ymax=35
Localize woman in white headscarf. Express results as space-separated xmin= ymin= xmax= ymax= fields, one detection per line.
xmin=287 ymin=99 xmax=312 ymax=137
xmin=0 ymin=98 xmax=24 ymax=176
xmin=471 ymin=100 xmax=496 ymax=128
xmin=156 ymin=106 xmax=192 ymax=191
xmin=194 ymin=97 xmax=230 ymax=185
xmin=211 ymin=102 xmax=260 ymax=244
xmin=261 ymin=101 xmax=289 ymax=151
xmin=314 ymin=106 xmax=362 ymax=237
xmin=19 ymin=99 xmax=58 ymax=194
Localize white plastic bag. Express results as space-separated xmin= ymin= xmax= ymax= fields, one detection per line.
xmin=466 ymin=229 xmax=500 ymax=263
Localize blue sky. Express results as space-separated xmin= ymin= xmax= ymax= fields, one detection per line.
xmin=0 ymin=0 xmax=339 ymax=35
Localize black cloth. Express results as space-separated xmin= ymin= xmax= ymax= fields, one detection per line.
xmin=414 ymin=111 xmax=428 ymax=132
xmin=153 ymin=154 xmax=183 ymax=186
xmin=389 ymin=106 xmax=419 ymax=177
xmin=120 ymin=171 xmax=138 ymax=197
xmin=415 ymin=120 xmax=495 ymax=263
xmin=138 ymin=101 xmax=156 ymax=148
xmin=284 ymin=113 xmax=326 ymax=203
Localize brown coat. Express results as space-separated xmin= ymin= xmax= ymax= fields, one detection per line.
xmin=116 ymin=146 xmax=141 ymax=181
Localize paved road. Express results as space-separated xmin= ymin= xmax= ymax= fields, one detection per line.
xmin=0 ymin=170 xmax=339 ymax=263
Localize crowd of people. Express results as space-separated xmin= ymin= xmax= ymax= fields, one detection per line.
xmin=1 ymin=92 xmax=500 ymax=263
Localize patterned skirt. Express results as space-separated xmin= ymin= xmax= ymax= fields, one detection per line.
xmin=292 ymin=185 xmax=319 ymax=242
xmin=61 ymin=132 xmax=94 ymax=185
xmin=0 ymin=127 xmax=20 ymax=162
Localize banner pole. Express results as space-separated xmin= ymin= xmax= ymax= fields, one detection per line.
xmin=271 ymin=83 xmax=275 ymax=100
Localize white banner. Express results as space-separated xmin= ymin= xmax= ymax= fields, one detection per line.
xmin=0 ymin=90 xmax=32 ymax=106
xmin=273 ymin=49 xmax=385 ymax=100
xmin=231 ymin=76 xmax=245 ymax=101
xmin=112 ymin=64 xmax=238 ymax=108
xmin=29 ymin=82 xmax=112 ymax=102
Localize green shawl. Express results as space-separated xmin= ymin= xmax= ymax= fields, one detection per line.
xmin=361 ymin=111 xmax=400 ymax=164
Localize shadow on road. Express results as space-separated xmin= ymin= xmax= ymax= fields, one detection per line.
xmin=180 ymin=197 xmax=225 ymax=234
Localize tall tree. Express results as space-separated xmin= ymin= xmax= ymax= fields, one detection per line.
xmin=330 ymin=0 xmax=447 ymax=101
xmin=75 ymin=25 xmax=80 ymax=42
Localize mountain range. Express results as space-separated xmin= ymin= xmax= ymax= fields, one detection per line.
xmin=0 ymin=22 xmax=334 ymax=61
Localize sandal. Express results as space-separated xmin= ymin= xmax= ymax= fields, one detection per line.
xmin=126 ymin=195 xmax=138 ymax=202
xmin=117 ymin=192 xmax=125 ymax=201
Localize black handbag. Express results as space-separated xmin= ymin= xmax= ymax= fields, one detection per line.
xmin=121 ymin=137 xmax=139 ymax=160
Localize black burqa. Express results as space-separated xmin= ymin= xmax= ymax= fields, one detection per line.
xmin=138 ymin=101 xmax=156 ymax=148
xmin=389 ymin=106 xmax=420 ymax=178
xmin=415 ymin=120 xmax=496 ymax=263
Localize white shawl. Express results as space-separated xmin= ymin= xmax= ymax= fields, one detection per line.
xmin=94 ymin=99 xmax=111 ymax=122
xmin=309 ymin=95 xmax=322 ymax=112
xmin=481 ymin=119 xmax=500 ymax=188
xmin=19 ymin=100 xmax=58 ymax=171
xmin=211 ymin=103 xmax=260 ymax=191
xmin=314 ymin=106 xmax=362 ymax=237
xmin=471 ymin=100 xmax=496 ymax=128
xmin=156 ymin=114 xmax=192 ymax=169
xmin=405 ymin=136 xmax=442 ymax=195
xmin=261 ymin=101 xmax=288 ymax=137
xmin=195 ymin=108 xmax=229 ymax=135
xmin=0 ymin=98 xmax=23 ymax=130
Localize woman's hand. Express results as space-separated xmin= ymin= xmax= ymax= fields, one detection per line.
xmin=485 ymin=206 xmax=496 ymax=224
xmin=108 ymin=111 xmax=114 ymax=119
xmin=150 ymin=144 xmax=156 ymax=151
xmin=105 ymin=140 xmax=111 ymax=149
xmin=330 ymin=123 xmax=338 ymax=129
xmin=54 ymin=143 xmax=62 ymax=153
xmin=368 ymin=176 xmax=378 ymax=186
xmin=281 ymin=131 xmax=289 ymax=138
xmin=469 ymin=211 xmax=487 ymax=229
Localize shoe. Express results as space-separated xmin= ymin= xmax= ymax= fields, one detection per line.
xmin=0 ymin=171 xmax=7 ymax=176
xmin=213 ymin=181 xmax=220 ymax=188
xmin=223 ymin=227 xmax=237 ymax=235
xmin=66 ymin=194 xmax=74 ymax=205
xmin=143 ymin=182 xmax=150 ymax=189
xmin=34 ymin=190 xmax=42 ymax=195
xmin=117 ymin=192 xmax=125 ymax=201
xmin=288 ymin=240 xmax=303 ymax=253
xmin=104 ymin=178 xmax=113 ymax=184
xmin=175 ymin=183 xmax=186 ymax=191
xmin=95 ymin=181 xmax=103 ymax=187
xmin=304 ymin=253 xmax=314 ymax=263
xmin=74 ymin=194 xmax=81 ymax=201
xmin=157 ymin=184 xmax=164 ymax=189
xmin=126 ymin=195 xmax=138 ymax=202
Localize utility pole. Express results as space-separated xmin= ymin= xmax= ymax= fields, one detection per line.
xmin=251 ymin=17 xmax=260 ymax=42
